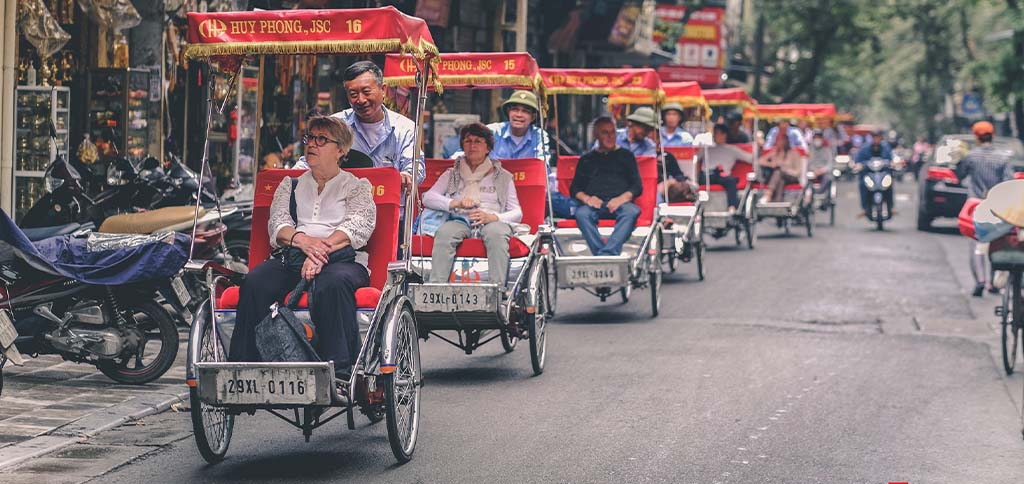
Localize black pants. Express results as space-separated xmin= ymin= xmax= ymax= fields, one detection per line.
xmin=708 ymin=171 xmax=740 ymax=209
xmin=228 ymin=258 xmax=370 ymax=377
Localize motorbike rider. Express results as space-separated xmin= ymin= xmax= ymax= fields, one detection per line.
xmin=854 ymin=130 xmax=893 ymax=216
xmin=955 ymin=121 xmax=1018 ymax=296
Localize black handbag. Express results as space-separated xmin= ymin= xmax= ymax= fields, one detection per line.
xmin=254 ymin=280 xmax=320 ymax=363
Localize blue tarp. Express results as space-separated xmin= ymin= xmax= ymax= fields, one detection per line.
xmin=0 ymin=211 xmax=190 ymax=285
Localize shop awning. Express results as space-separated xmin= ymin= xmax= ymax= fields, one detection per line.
xmin=540 ymin=68 xmax=662 ymax=103
xmin=183 ymin=7 xmax=438 ymax=59
xmin=383 ymin=52 xmax=540 ymax=91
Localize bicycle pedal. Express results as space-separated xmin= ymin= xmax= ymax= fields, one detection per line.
xmin=995 ymin=306 xmax=1006 ymax=318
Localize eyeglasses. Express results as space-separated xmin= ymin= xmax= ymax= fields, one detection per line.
xmin=303 ymin=134 xmax=340 ymax=147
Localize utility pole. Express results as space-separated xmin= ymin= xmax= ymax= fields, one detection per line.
xmin=751 ymin=4 xmax=765 ymax=99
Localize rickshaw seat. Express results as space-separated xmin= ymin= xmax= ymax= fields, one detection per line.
xmin=695 ymin=161 xmax=754 ymax=190
xmin=245 ymin=167 xmax=401 ymax=288
xmin=555 ymin=219 xmax=619 ymax=228
xmin=411 ymin=158 xmax=547 ymax=258
xmin=556 ymin=155 xmax=658 ymax=226
xmin=217 ymin=286 xmax=383 ymax=310
xmin=408 ymin=234 xmax=532 ymax=258
xmin=666 ymin=202 xmax=695 ymax=207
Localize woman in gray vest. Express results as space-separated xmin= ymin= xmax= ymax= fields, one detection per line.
xmin=422 ymin=122 xmax=523 ymax=287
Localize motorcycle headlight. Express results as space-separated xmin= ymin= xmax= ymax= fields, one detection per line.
xmin=44 ymin=173 xmax=64 ymax=192
xmin=106 ymin=165 xmax=129 ymax=186
xmin=881 ymin=174 xmax=893 ymax=188
xmin=864 ymin=176 xmax=875 ymax=189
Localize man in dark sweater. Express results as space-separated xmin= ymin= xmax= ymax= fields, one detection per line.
xmin=571 ymin=117 xmax=643 ymax=256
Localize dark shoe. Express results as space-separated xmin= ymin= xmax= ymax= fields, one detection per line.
xmin=988 ymin=285 xmax=1000 ymax=295
xmin=972 ymin=284 xmax=985 ymax=298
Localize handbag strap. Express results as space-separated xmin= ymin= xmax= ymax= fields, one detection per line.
xmin=284 ymin=278 xmax=309 ymax=309
xmin=289 ymin=178 xmax=298 ymax=224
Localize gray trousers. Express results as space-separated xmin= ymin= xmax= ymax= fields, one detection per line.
xmin=429 ymin=221 xmax=513 ymax=286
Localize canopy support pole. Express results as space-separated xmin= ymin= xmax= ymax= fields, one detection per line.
xmin=403 ymin=59 xmax=430 ymax=267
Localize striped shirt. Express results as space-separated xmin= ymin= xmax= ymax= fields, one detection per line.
xmin=955 ymin=144 xmax=1017 ymax=198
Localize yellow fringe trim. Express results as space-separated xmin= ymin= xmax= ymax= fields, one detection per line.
xmin=183 ymin=38 xmax=439 ymax=60
xmin=385 ymin=74 xmax=537 ymax=90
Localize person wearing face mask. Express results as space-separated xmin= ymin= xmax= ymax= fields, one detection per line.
xmin=808 ymin=130 xmax=833 ymax=196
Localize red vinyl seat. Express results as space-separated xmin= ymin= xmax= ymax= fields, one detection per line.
xmin=217 ymin=167 xmax=401 ymax=311
xmin=409 ymin=235 xmax=532 ymax=258
xmin=556 ymin=155 xmax=658 ymax=226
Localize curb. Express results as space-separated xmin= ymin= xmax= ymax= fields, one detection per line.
xmin=0 ymin=390 xmax=188 ymax=472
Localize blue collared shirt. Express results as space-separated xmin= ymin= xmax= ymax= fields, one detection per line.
xmin=616 ymin=128 xmax=657 ymax=157
xmin=486 ymin=122 xmax=551 ymax=161
xmin=333 ymin=107 xmax=424 ymax=185
xmin=661 ymin=127 xmax=694 ymax=147
xmin=764 ymin=126 xmax=808 ymax=150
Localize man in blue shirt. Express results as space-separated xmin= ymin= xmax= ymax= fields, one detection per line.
xmin=487 ymin=90 xmax=550 ymax=161
xmin=332 ymin=61 xmax=424 ymax=189
xmin=660 ymin=103 xmax=694 ymax=147
xmin=617 ymin=107 xmax=659 ymax=157
xmin=854 ymin=130 xmax=893 ymax=215
xmin=764 ymin=120 xmax=808 ymax=150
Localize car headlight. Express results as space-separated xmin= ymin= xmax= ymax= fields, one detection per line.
xmin=44 ymin=173 xmax=64 ymax=192
xmin=881 ymin=174 xmax=893 ymax=188
xmin=864 ymin=176 xmax=875 ymax=189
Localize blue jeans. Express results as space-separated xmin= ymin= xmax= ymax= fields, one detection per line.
xmin=574 ymin=202 xmax=641 ymax=256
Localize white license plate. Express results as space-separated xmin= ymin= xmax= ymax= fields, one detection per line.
xmin=565 ymin=265 xmax=620 ymax=285
xmin=171 ymin=277 xmax=190 ymax=306
xmin=211 ymin=367 xmax=317 ymax=405
xmin=413 ymin=286 xmax=493 ymax=313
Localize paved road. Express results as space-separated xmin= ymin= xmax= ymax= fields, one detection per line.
xmin=5 ymin=180 xmax=1024 ymax=483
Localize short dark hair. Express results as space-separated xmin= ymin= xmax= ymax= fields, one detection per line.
xmin=460 ymin=122 xmax=495 ymax=151
xmin=713 ymin=123 xmax=729 ymax=135
xmin=343 ymin=61 xmax=383 ymax=85
xmin=979 ymin=133 xmax=993 ymax=143
xmin=592 ymin=116 xmax=616 ymax=132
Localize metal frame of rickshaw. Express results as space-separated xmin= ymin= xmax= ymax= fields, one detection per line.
xmin=697 ymin=88 xmax=761 ymax=249
xmin=382 ymin=52 xmax=553 ymax=375
xmin=541 ymin=68 xmax=664 ymax=318
xmin=177 ymin=7 xmax=436 ymax=464
xmin=744 ymin=103 xmax=821 ymax=238
xmin=637 ymin=81 xmax=711 ymax=279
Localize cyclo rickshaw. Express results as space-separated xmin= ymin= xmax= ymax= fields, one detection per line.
xmin=747 ymin=103 xmax=818 ymax=237
xmin=179 ymin=7 xmax=434 ymax=464
xmin=640 ymin=81 xmax=710 ymax=278
xmin=694 ymin=88 xmax=761 ymax=249
xmin=541 ymin=68 xmax=664 ymax=317
xmin=803 ymin=104 xmax=841 ymax=226
xmin=382 ymin=52 xmax=553 ymax=375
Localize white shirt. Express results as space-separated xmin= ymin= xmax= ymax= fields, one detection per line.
xmin=359 ymin=118 xmax=387 ymax=149
xmin=268 ymin=170 xmax=377 ymax=267
xmin=422 ymin=168 xmax=523 ymax=224
xmin=698 ymin=144 xmax=754 ymax=174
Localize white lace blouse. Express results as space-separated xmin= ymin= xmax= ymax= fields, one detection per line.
xmin=268 ymin=171 xmax=376 ymax=266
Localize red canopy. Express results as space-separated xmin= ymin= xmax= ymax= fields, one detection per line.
xmin=383 ymin=52 xmax=540 ymax=91
xmin=703 ymin=88 xmax=758 ymax=114
xmin=540 ymin=68 xmax=662 ymax=103
xmin=183 ymin=7 xmax=438 ymax=59
xmin=661 ymin=81 xmax=710 ymax=112
xmin=746 ymin=103 xmax=837 ymax=124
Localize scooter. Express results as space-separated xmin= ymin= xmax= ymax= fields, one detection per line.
xmin=860 ymin=157 xmax=895 ymax=230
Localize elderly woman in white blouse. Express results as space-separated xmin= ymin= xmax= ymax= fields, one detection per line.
xmin=423 ymin=122 xmax=522 ymax=288
xmin=229 ymin=116 xmax=376 ymax=388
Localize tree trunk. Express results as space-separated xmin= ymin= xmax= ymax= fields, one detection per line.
xmin=752 ymin=9 xmax=765 ymax=99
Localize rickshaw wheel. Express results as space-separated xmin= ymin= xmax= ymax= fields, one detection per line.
xmin=500 ymin=327 xmax=519 ymax=353
xmin=620 ymin=285 xmax=631 ymax=303
xmin=1001 ymin=273 xmax=1021 ymax=375
xmin=805 ymin=208 xmax=814 ymax=238
xmin=528 ymin=264 xmax=549 ymax=375
xmin=545 ymin=255 xmax=558 ymax=318
xmin=696 ymin=241 xmax=705 ymax=281
xmin=649 ymin=267 xmax=662 ymax=318
xmin=189 ymin=300 xmax=234 ymax=464
xmin=384 ymin=304 xmax=421 ymax=463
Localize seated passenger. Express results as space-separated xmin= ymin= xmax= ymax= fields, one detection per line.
xmin=423 ymin=122 xmax=523 ymax=287
xmin=759 ymin=131 xmax=806 ymax=203
xmin=808 ymin=130 xmax=834 ymax=195
xmin=572 ymin=117 xmax=643 ymax=256
xmin=229 ymin=115 xmax=376 ymax=394
xmin=651 ymin=128 xmax=696 ymax=204
xmin=696 ymin=123 xmax=753 ymax=213
xmin=725 ymin=111 xmax=752 ymax=144
xmin=764 ymin=119 xmax=808 ymax=150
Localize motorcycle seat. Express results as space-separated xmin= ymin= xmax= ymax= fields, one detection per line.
xmin=99 ymin=206 xmax=206 ymax=234
xmin=22 ymin=223 xmax=89 ymax=241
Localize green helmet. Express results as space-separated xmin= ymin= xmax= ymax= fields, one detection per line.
xmin=501 ymin=90 xmax=540 ymax=114
xmin=626 ymin=107 xmax=658 ymax=130
xmin=662 ymin=103 xmax=685 ymax=116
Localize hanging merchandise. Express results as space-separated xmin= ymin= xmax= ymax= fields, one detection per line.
xmin=76 ymin=135 xmax=99 ymax=165
xmin=77 ymin=0 xmax=141 ymax=31
xmin=18 ymin=0 xmax=72 ymax=58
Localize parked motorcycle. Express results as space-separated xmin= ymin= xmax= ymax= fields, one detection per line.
xmin=860 ymin=157 xmax=895 ymax=230
xmin=0 ymin=218 xmax=191 ymax=393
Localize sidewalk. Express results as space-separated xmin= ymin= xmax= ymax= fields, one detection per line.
xmin=0 ymin=330 xmax=188 ymax=472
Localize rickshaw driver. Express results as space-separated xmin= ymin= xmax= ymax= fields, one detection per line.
xmin=725 ymin=111 xmax=751 ymax=144
xmin=572 ymin=117 xmax=643 ymax=256
xmin=333 ymin=61 xmax=424 ymax=198
xmin=765 ymin=119 xmax=808 ymax=150
xmin=487 ymin=90 xmax=551 ymax=160
xmin=615 ymin=107 xmax=659 ymax=157
xmin=660 ymin=103 xmax=694 ymax=147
